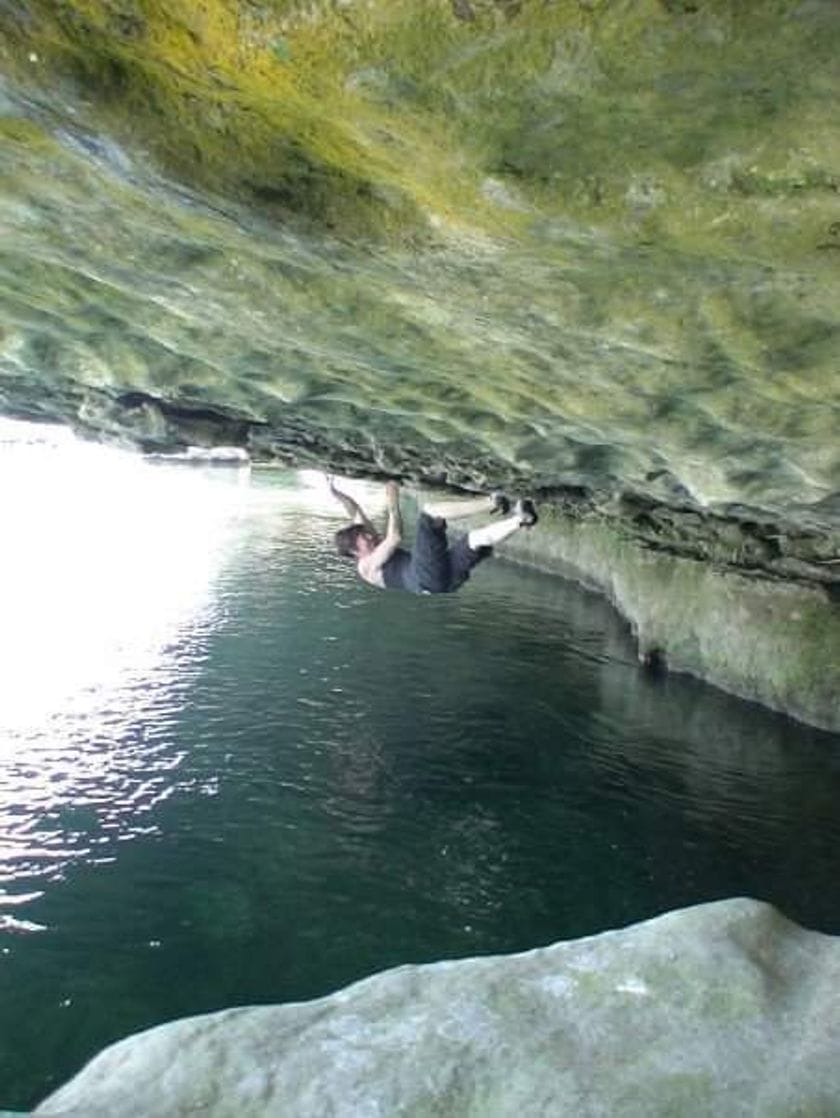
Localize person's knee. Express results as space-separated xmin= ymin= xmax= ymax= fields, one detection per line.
xmin=467 ymin=527 xmax=492 ymax=550
xmin=419 ymin=508 xmax=447 ymax=529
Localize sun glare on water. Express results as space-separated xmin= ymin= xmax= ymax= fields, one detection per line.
xmin=0 ymin=424 xmax=379 ymax=928
xmin=0 ymin=421 xmax=248 ymax=734
xmin=0 ymin=421 xmax=250 ymax=926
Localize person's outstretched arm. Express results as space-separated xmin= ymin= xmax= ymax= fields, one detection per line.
xmin=359 ymin=481 xmax=403 ymax=578
xmin=326 ymin=474 xmax=374 ymax=530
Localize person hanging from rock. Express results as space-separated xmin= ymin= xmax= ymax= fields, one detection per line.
xmin=329 ymin=475 xmax=538 ymax=594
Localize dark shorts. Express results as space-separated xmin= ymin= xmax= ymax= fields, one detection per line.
xmin=413 ymin=513 xmax=491 ymax=594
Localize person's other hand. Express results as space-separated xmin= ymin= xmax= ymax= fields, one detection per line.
xmin=385 ymin=480 xmax=400 ymax=506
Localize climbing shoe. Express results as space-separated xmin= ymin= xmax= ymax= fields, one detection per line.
xmin=515 ymin=498 xmax=538 ymax=527
xmin=490 ymin=491 xmax=511 ymax=516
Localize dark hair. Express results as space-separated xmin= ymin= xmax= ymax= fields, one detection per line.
xmin=334 ymin=523 xmax=372 ymax=558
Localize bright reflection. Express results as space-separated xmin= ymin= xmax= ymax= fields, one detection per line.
xmin=0 ymin=426 xmax=383 ymax=927
xmin=0 ymin=422 xmax=250 ymax=920
xmin=0 ymin=427 xmax=246 ymax=732
xmin=295 ymin=469 xmax=388 ymax=517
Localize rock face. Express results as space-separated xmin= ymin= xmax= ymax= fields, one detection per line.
xmin=1 ymin=2 xmax=839 ymax=515
xmin=34 ymin=898 xmax=840 ymax=1117
xmin=506 ymin=511 xmax=840 ymax=732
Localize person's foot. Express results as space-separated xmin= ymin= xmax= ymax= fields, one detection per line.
xmin=490 ymin=491 xmax=511 ymax=516
xmin=515 ymin=498 xmax=538 ymax=527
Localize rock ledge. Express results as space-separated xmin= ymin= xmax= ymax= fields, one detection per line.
xmin=35 ymin=898 xmax=840 ymax=1117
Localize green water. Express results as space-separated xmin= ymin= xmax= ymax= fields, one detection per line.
xmin=1 ymin=449 xmax=839 ymax=1110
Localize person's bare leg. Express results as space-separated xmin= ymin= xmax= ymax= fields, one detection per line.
xmin=420 ymin=494 xmax=496 ymax=520
xmin=467 ymin=498 xmax=538 ymax=549
xmin=466 ymin=513 xmax=523 ymax=550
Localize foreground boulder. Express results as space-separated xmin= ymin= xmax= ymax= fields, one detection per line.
xmin=36 ymin=898 xmax=840 ymax=1116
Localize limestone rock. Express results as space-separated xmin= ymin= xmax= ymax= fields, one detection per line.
xmin=35 ymin=899 xmax=840 ymax=1117
xmin=505 ymin=511 xmax=840 ymax=733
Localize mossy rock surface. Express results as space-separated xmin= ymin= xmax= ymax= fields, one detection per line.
xmin=1 ymin=2 xmax=839 ymax=577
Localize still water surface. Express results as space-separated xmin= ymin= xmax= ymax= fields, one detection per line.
xmin=1 ymin=438 xmax=839 ymax=1108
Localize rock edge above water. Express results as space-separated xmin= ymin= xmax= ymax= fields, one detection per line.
xmin=35 ymin=898 xmax=840 ymax=1118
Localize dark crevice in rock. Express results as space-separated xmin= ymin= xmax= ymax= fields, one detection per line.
xmin=64 ymin=387 xmax=267 ymax=454
xmin=640 ymin=647 xmax=668 ymax=676
xmin=615 ymin=490 xmax=840 ymax=593
xmin=116 ymin=391 xmax=258 ymax=433
xmin=661 ymin=0 xmax=701 ymax=13
xmin=228 ymin=417 xmax=840 ymax=594
xmin=252 ymin=422 xmax=838 ymax=593
xmin=3 ymin=387 xmax=838 ymax=595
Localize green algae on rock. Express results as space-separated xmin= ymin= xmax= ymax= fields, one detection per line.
xmin=505 ymin=507 xmax=840 ymax=733
xmin=3 ymin=1 xmax=840 ymax=248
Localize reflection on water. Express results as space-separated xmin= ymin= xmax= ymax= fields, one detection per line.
xmin=0 ymin=427 xmax=246 ymax=925
xmin=1 ymin=433 xmax=839 ymax=1109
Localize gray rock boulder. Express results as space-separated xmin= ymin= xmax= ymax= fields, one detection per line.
xmin=35 ymin=898 xmax=840 ymax=1117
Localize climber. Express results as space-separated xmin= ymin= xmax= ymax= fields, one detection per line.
xmin=329 ymin=475 xmax=538 ymax=594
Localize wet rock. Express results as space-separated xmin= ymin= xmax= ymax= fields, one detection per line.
xmin=506 ymin=509 xmax=840 ymax=732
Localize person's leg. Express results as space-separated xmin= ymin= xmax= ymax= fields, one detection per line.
xmin=466 ymin=499 xmax=538 ymax=550
xmin=466 ymin=514 xmax=522 ymax=550
xmin=447 ymin=500 xmax=538 ymax=591
xmin=412 ymin=512 xmax=452 ymax=593
xmin=420 ymin=494 xmax=496 ymax=521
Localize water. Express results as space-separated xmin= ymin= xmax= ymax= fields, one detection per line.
xmin=1 ymin=439 xmax=839 ymax=1110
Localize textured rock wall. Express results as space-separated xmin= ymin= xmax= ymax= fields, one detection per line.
xmin=33 ymin=898 xmax=840 ymax=1117
xmin=1 ymin=0 xmax=838 ymax=521
xmin=504 ymin=507 xmax=840 ymax=732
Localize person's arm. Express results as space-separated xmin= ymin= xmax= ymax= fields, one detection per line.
xmin=359 ymin=481 xmax=403 ymax=576
xmin=326 ymin=474 xmax=374 ymax=530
